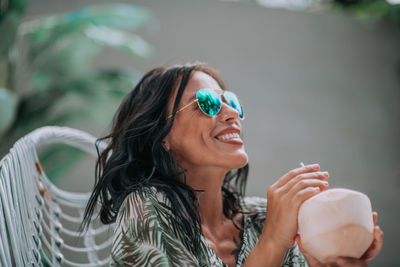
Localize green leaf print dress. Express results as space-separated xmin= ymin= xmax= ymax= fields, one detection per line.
xmin=110 ymin=187 xmax=309 ymax=267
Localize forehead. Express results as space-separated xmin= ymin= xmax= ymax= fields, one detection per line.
xmin=182 ymin=71 xmax=222 ymax=101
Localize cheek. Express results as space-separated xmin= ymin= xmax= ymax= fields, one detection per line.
xmin=169 ymin=125 xmax=214 ymax=162
xmin=169 ymin=123 xmax=205 ymax=152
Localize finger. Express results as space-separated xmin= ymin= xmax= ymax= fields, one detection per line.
xmin=337 ymin=257 xmax=367 ymax=267
xmin=285 ymin=177 xmax=329 ymax=196
xmin=293 ymin=186 xmax=321 ymax=205
xmin=361 ymin=225 xmax=384 ymax=261
xmin=275 ymin=163 xmax=320 ymax=188
xmin=374 ymin=226 xmax=384 ymax=257
xmin=375 ymin=225 xmax=384 ymax=244
xmin=372 ymin=212 xmax=378 ymax=225
xmin=281 ymin=171 xmax=330 ymax=194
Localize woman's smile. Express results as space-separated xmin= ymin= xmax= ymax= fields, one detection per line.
xmin=214 ymin=127 xmax=243 ymax=145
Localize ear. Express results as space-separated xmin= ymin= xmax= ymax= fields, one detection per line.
xmin=162 ymin=139 xmax=171 ymax=151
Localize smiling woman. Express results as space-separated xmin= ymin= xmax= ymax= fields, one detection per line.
xmin=81 ymin=63 xmax=383 ymax=267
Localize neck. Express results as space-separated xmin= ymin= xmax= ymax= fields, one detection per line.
xmin=184 ymin=166 xmax=228 ymax=231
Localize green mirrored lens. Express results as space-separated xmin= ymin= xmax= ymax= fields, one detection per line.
xmin=196 ymin=89 xmax=222 ymax=116
xmin=224 ymin=91 xmax=244 ymax=118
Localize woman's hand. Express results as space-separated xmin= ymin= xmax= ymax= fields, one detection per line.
xmin=261 ymin=163 xmax=330 ymax=250
xmin=296 ymin=212 xmax=384 ymax=267
xmin=358 ymin=212 xmax=384 ymax=262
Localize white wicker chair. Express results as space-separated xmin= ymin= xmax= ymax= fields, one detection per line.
xmin=0 ymin=126 xmax=114 ymax=266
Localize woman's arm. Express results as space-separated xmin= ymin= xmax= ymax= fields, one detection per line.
xmin=243 ymin=163 xmax=329 ymax=267
xmin=242 ymin=234 xmax=289 ymax=267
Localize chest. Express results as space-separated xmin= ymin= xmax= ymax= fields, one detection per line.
xmin=202 ymin=216 xmax=244 ymax=267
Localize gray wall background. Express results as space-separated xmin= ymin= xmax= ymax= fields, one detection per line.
xmin=26 ymin=0 xmax=400 ymax=266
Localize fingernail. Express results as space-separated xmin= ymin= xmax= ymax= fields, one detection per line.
xmin=310 ymin=163 xmax=319 ymax=168
xmin=323 ymin=181 xmax=329 ymax=186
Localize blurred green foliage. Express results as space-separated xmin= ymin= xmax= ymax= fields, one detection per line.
xmin=332 ymin=0 xmax=400 ymax=25
xmin=241 ymin=0 xmax=400 ymax=25
xmin=0 ymin=1 xmax=153 ymax=182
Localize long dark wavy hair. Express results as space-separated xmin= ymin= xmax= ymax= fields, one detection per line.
xmin=81 ymin=63 xmax=249 ymax=256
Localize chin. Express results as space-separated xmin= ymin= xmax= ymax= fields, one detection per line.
xmin=238 ymin=155 xmax=249 ymax=168
xmin=229 ymin=152 xmax=248 ymax=169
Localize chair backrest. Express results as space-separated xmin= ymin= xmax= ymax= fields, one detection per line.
xmin=0 ymin=126 xmax=114 ymax=266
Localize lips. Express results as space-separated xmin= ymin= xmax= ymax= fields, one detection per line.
xmin=214 ymin=127 xmax=243 ymax=145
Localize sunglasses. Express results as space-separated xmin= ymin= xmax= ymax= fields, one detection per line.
xmin=168 ymin=88 xmax=244 ymax=120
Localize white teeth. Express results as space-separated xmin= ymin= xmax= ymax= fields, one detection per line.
xmin=217 ymin=133 xmax=240 ymax=141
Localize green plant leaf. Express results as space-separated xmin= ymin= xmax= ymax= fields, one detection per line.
xmin=0 ymin=87 xmax=17 ymax=137
xmin=20 ymin=5 xmax=153 ymax=72
xmin=63 ymin=4 xmax=152 ymax=30
xmin=0 ymin=0 xmax=28 ymax=22
xmin=0 ymin=12 xmax=19 ymax=55
xmin=19 ymin=4 xmax=152 ymax=38
xmin=29 ymin=33 xmax=101 ymax=75
xmin=84 ymin=25 xmax=153 ymax=58
xmin=330 ymin=0 xmax=400 ymax=25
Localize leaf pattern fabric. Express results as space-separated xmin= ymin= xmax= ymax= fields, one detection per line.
xmin=110 ymin=187 xmax=309 ymax=267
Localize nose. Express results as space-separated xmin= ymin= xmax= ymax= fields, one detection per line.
xmin=219 ymin=102 xmax=240 ymax=122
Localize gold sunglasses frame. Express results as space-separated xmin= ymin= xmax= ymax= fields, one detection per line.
xmin=167 ymin=89 xmax=244 ymax=120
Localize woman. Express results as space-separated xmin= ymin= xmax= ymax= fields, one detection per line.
xmin=82 ymin=63 xmax=383 ymax=267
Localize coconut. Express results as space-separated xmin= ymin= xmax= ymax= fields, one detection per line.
xmin=298 ymin=188 xmax=374 ymax=264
